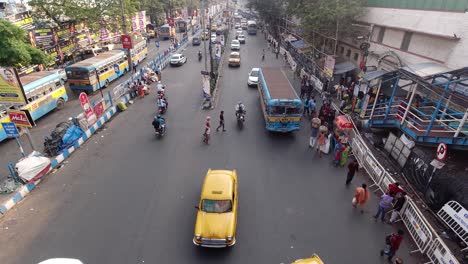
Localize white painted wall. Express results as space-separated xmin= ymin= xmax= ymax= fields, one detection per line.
xmin=358 ymin=7 xmax=468 ymax=69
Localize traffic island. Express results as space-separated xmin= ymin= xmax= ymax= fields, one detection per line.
xmin=0 ymin=94 xmax=130 ymax=218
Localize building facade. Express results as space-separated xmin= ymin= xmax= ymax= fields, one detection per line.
xmin=352 ymin=0 xmax=468 ymax=71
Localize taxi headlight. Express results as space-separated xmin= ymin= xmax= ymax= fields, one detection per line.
xmin=195 ymin=234 xmax=201 ymax=240
xmin=226 ymin=236 xmax=233 ymax=241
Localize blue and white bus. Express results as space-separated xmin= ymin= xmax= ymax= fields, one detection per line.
xmin=0 ymin=71 xmax=70 ymax=142
xmin=258 ymin=67 xmax=302 ymax=132
xmin=65 ymin=50 xmax=129 ymax=92
xmin=247 ymin=20 xmax=257 ymax=35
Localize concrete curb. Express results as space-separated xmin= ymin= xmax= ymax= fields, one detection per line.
xmin=0 ymin=94 xmax=130 ymax=217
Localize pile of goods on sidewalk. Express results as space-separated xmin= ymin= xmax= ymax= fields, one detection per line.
xmin=15 ymin=151 xmax=51 ymax=183
xmin=43 ymin=120 xmax=84 ymax=157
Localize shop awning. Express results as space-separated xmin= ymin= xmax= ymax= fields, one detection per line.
xmin=291 ymin=40 xmax=306 ymax=49
xmin=334 ymin=61 xmax=356 ymax=75
xmin=401 ymin=62 xmax=452 ymax=78
xmin=362 ymin=70 xmax=387 ymax=81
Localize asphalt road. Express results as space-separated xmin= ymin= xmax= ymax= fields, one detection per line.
xmin=0 ymin=28 xmax=419 ymax=264
xmin=0 ymin=38 xmax=172 ymax=182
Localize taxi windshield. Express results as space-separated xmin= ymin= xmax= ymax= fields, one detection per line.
xmin=202 ymin=199 xmax=232 ymax=213
xmin=230 ymin=54 xmax=240 ymax=59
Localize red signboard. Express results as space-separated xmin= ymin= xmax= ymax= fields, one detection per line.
xmin=121 ymin=34 xmax=133 ymax=49
xmin=7 ymin=109 xmax=34 ymax=128
xmin=93 ymin=100 xmax=105 ymax=118
xmin=79 ymin=93 xmax=94 ymax=119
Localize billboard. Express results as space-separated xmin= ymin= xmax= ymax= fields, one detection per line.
xmin=0 ymin=68 xmax=27 ymax=105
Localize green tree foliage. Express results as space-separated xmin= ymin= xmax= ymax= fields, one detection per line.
xmin=0 ymin=20 xmax=52 ymax=67
xmin=288 ymin=0 xmax=365 ymax=42
xmin=247 ymin=0 xmax=286 ymax=35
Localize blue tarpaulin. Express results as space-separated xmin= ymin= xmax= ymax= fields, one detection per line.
xmin=59 ymin=125 xmax=84 ymax=152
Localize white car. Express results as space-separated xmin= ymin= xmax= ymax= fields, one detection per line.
xmin=210 ymin=33 xmax=217 ymax=43
xmin=247 ymin=68 xmax=260 ymax=87
xmin=234 ymin=23 xmax=241 ymax=29
xmin=170 ymin=53 xmax=187 ymax=66
xmin=238 ymin=34 xmax=246 ymax=44
xmin=231 ymin=40 xmax=240 ymax=50
xmin=236 ymin=29 xmax=243 ymax=36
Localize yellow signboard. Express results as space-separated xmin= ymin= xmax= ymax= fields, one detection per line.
xmin=0 ymin=68 xmax=27 ymax=105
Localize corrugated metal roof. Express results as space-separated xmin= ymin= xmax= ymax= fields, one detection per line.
xmin=261 ymin=67 xmax=298 ymax=100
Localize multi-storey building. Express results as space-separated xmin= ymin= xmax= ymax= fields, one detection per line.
xmin=338 ymin=0 xmax=468 ymax=71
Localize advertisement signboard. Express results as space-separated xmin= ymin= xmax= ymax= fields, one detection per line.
xmin=0 ymin=67 xmax=27 ymax=105
xmin=8 ymin=11 xmax=35 ymax=30
xmin=79 ymin=93 xmax=97 ymax=126
xmin=7 ymin=109 xmax=35 ymax=128
xmin=121 ymin=35 xmax=133 ymax=49
xmin=324 ymin=55 xmax=336 ymax=78
xmin=34 ymin=28 xmax=55 ymax=48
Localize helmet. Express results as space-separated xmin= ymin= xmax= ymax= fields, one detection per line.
xmin=158 ymin=81 xmax=161 ymax=84
xmin=206 ymin=116 xmax=211 ymax=120
xmin=157 ymin=115 xmax=161 ymax=118
xmin=238 ymin=101 xmax=243 ymax=105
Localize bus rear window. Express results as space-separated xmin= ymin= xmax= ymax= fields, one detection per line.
xmin=66 ymin=71 xmax=89 ymax=79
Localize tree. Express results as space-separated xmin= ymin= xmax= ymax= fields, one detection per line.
xmin=287 ymin=0 xmax=365 ymax=49
xmin=247 ymin=0 xmax=286 ymax=36
xmin=0 ymin=20 xmax=52 ymax=67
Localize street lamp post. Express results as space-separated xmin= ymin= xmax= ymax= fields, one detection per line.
xmin=201 ymin=0 xmax=208 ymax=71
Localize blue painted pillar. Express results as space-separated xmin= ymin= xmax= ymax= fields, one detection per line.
xmin=425 ymin=82 xmax=450 ymax=136
xmin=384 ymin=75 xmax=401 ymax=119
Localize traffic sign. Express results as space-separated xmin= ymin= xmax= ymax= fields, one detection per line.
xmin=436 ymin=142 xmax=448 ymax=161
xmin=1 ymin=122 xmax=19 ymax=138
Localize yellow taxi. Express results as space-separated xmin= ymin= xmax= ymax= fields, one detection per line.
xmin=201 ymin=30 xmax=210 ymax=40
xmin=211 ymin=25 xmax=218 ymax=32
xmin=291 ymin=254 xmax=324 ymax=264
xmin=193 ymin=169 xmax=238 ymax=247
xmin=228 ymin=52 xmax=241 ymax=67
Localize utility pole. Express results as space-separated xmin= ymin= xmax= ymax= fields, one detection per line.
xmin=120 ymin=0 xmax=133 ymax=72
xmin=209 ymin=15 xmax=214 ymax=78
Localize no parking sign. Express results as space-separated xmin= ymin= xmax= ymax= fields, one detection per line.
xmin=436 ymin=143 xmax=447 ymax=161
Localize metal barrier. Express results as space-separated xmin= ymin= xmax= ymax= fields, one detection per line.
xmin=437 ymin=201 xmax=468 ymax=252
xmin=424 ymin=237 xmax=460 ymax=264
xmin=400 ymin=199 xmax=434 ymax=254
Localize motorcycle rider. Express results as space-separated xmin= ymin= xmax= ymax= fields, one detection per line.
xmin=152 ymin=115 xmax=165 ymax=133
xmin=157 ymin=96 xmax=167 ymax=113
xmin=198 ymin=50 xmax=202 ymax=60
xmin=235 ymin=101 xmax=246 ymax=118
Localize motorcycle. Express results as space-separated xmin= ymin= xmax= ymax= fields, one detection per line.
xmin=236 ymin=112 xmax=245 ymax=128
xmin=155 ymin=124 xmax=166 ymax=137
xmin=198 ymin=52 xmax=202 ymax=61
xmin=157 ymin=98 xmax=168 ymax=114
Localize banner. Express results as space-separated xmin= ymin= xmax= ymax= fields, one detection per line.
xmin=202 ymin=74 xmax=210 ymax=97
xmin=0 ymin=68 xmax=27 ymax=105
xmin=8 ymin=11 xmax=34 ymax=30
xmin=34 ymin=28 xmax=55 ymax=48
xmin=324 ymin=55 xmax=335 ymax=78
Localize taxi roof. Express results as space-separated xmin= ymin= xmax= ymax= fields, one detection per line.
xmin=202 ymin=170 xmax=235 ymax=200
